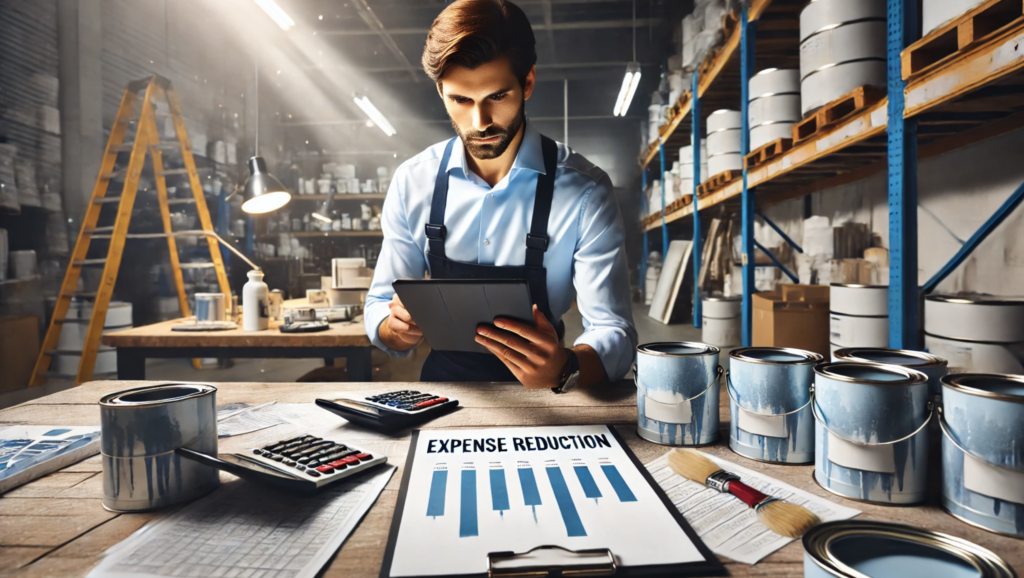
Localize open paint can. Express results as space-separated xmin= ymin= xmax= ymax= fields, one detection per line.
xmin=728 ymin=347 xmax=822 ymax=464
xmin=100 ymin=383 xmax=219 ymax=512
xmin=832 ymin=347 xmax=948 ymax=399
xmin=803 ymin=520 xmax=1015 ymax=578
xmin=813 ymin=362 xmax=930 ymax=504
xmin=634 ymin=342 xmax=722 ymax=447
xmin=940 ymin=373 xmax=1024 ymax=537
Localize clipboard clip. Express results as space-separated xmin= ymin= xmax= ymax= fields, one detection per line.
xmin=487 ymin=545 xmax=617 ymax=578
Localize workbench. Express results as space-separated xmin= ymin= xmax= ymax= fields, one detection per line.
xmin=101 ymin=300 xmax=374 ymax=381
xmin=0 ymin=380 xmax=1020 ymax=577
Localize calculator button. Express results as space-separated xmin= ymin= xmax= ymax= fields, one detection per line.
xmin=316 ymin=464 xmax=335 ymax=473
xmin=253 ymin=449 xmax=262 ymax=455
xmin=307 ymin=470 xmax=321 ymax=477
xmin=414 ymin=397 xmax=447 ymax=409
xmin=355 ymin=453 xmax=373 ymax=461
xmin=283 ymin=459 xmax=296 ymax=466
xmin=297 ymin=457 xmax=311 ymax=464
xmin=270 ymin=455 xmax=284 ymax=462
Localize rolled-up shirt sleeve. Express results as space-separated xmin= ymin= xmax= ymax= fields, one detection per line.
xmin=364 ymin=172 xmax=426 ymax=357
xmin=571 ymin=175 xmax=638 ymax=380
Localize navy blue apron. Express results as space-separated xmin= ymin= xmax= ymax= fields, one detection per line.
xmin=420 ymin=134 xmax=564 ymax=382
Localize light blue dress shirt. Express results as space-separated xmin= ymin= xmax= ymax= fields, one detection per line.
xmin=364 ymin=121 xmax=638 ymax=380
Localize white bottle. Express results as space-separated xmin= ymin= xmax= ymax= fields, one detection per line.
xmin=243 ymin=269 xmax=269 ymax=331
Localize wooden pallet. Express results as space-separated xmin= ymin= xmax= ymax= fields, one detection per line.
xmin=902 ymin=0 xmax=1024 ymax=80
xmin=696 ymin=170 xmax=742 ymax=198
xmin=792 ymin=86 xmax=886 ymax=144
xmin=743 ymin=138 xmax=793 ymax=171
xmin=640 ymin=194 xmax=693 ymax=228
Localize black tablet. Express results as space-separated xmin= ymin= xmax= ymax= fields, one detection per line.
xmin=392 ymin=279 xmax=534 ymax=353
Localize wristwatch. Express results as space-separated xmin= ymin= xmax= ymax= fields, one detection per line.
xmin=552 ymin=348 xmax=580 ymax=394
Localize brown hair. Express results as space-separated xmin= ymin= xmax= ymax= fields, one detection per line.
xmin=421 ymin=0 xmax=537 ymax=88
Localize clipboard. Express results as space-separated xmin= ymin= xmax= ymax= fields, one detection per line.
xmin=378 ymin=426 xmax=724 ymax=578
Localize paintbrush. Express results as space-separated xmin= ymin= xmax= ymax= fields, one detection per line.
xmin=668 ymin=449 xmax=820 ymax=538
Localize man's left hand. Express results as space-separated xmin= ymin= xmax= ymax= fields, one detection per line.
xmin=476 ymin=305 xmax=568 ymax=389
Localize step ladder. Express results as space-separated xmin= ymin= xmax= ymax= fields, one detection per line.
xmin=30 ymin=75 xmax=231 ymax=386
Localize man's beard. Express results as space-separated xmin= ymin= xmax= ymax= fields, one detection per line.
xmin=452 ymin=101 xmax=526 ymax=161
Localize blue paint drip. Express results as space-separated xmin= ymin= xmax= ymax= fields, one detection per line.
xmin=546 ymin=466 xmax=587 ymax=537
xmin=426 ymin=470 xmax=447 ymax=517
xmin=490 ymin=469 xmax=510 ymax=512
xmin=459 ymin=469 xmax=478 ymax=537
xmin=573 ymin=466 xmax=602 ymax=500
xmin=601 ymin=464 xmax=637 ymax=502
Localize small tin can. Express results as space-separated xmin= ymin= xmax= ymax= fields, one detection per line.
xmin=100 ymin=383 xmax=219 ymax=512
xmin=832 ymin=347 xmax=948 ymax=399
xmin=728 ymin=347 xmax=822 ymax=464
xmin=802 ymin=520 xmax=1015 ymax=578
xmin=813 ymin=362 xmax=931 ymax=504
xmin=634 ymin=342 xmax=722 ymax=447
xmin=268 ymin=289 xmax=284 ymax=321
xmin=940 ymin=373 xmax=1024 ymax=537
xmin=194 ymin=293 xmax=226 ymax=323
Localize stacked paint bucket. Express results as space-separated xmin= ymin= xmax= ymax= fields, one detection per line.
xmin=924 ymin=294 xmax=1024 ymax=373
xmin=701 ymin=296 xmax=740 ymax=347
xmin=678 ymin=138 xmax=708 ymax=196
xmin=633 ymin=342 xmax=722 ymax=447
xmin=799 ymin=0 xmax=886 ymax=114
xmin=748 ymin=68 xmax=800 ymax=151
xmin=706 ymin=110 xmax=742 ymax=177
xmin=727 ymin=348 xmax=822 ymax=464
xmin=812 ymin=362 xmax=931 ymax=505
xmin=940 ymin=374 xmax=1024 ymax=537
xmin=829 ymin=284 xmax=888 ymax=357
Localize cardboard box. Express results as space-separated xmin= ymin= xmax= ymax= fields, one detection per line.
xmin=752 ymin=285 xmax=830 ymax=357
xmin=0 ymin=316 xmax=40 ymax=393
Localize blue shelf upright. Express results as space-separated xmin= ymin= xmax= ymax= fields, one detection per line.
xmin=691 ymin=71 xmax=702 ymax=329
xmin=739 ymin=3 xmax=757 ymax=346
xmin=641 ymin=169 xmax=648 ymax=296
xmin=659 ymin=140 xmax=668 ymax=258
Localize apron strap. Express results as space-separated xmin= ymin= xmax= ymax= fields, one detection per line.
xmin=525 ymin=135 xmax=558 ymax=268
xmin=425 ymin=138 xmax=458 ymax=259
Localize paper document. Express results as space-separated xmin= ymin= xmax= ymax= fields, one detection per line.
xmin=89 ymin=465 xmax=395 ymax=578
xmin=216 ymin=401 xmax=306 ymax=438
xmin=646 ymin=452 xmax=859 ymax=564
xmin=0 ymin=426 xmax=101 ymax=493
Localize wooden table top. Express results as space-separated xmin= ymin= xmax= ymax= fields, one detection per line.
xmin=101 ymin=299 xmax=372 ymax=348
xmin=1 ymin=380 xmax=1020 ymax=577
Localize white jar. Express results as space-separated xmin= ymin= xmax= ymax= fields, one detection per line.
xmin=242 ymin=269 xmax=269 ymax=331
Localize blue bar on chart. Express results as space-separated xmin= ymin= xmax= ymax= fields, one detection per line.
xmin=517 ymin=464 xmax=543 ymax=507
xmin=545 ymin=463 xmax=587 ymax=537
xmin=489 ymin=466 xmax=510 ymax=512
xmin=601 ymin=463 xmax=637 ymax=502
xmin=459 ymin=467 xmax=478 ymax=537
xmin=573 ymin=465 xmax=602 ymax=499
xmin=426 ymin=468 xmax=447 ymax=517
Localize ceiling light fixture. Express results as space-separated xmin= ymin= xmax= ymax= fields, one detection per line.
xmin=354 ymin=96 xmax=396 ymax=136
xmin=613 ymin=0 xmax=641 ymax=117
xmin=253 ymin=0 xmax=295 ymax=30
xmin=228 ymin=62 xmax=291 ymax=214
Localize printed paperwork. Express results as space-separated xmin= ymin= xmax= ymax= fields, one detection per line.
xmin=89 ymin=465 xmax=395 ymax=578
xmin=216 ymin=401 xmax=306 ymax=438
xmin=646 ymin=452 xmax=860 ymax=564
xmin=0 ymin=426 xmax=101 ymax=493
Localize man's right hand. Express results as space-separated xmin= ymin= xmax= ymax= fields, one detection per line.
xmin=378 ymin=294 xmax=423 ymax=351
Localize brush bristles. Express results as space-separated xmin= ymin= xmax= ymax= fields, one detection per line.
xmin=667 ymin=449 xmax=722 ymax=484
xmin=756 ymin=500 xmax=821 ymax=539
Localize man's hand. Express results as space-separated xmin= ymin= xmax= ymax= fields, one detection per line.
xmin=378 ymin=294 xmax=423 ymax=351
xmin=475 ymin=305 xmax=569 ymax=389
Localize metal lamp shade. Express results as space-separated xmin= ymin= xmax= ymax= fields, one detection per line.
xmin=241 ymin=156 xmax=291 ymax=214
xmin=311 ymin=190 xmax=335 ymax=223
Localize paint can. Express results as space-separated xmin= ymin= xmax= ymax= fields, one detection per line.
xmin=728 ymin=347 xmax=822 ymax=464
xmin=925 ymin=294 xmax=1024 ymax=372
xmin=750 ymin=122 xmax=795 ymax=151
xmin=748 ymin=68 xmax=800 ymax=150
xmin=829 ymin=284 xmax=888 ymax=349
xmin=194 ymin=293 xmax=226 ymax=323
xmin=802 ymin=520 xmax=1015 ymax=578
xmin=813 ymin=362 xmax=931 ymax=504
xmin=10 ymin=249 xmax=37 ymax=279
xmin=832 ymin=347 xmax=948 ymax=399
xmin=708 ymin=152 xmax=742 ymax=177
xmin=634 ymin=342 xmax=722 ymax=447
xmin=55 ymin=301 xmax=133 ymax=376
xmin=940 ymin=373 xmax=1024 ymax=537
xmin=100 ymin=383 xmax=219 ymax=512
xmin=702 ymin=296 xmax=740 ymax=347
xmin=830 ymin=284 xmax=887 ymax=316
xmin=924 ymin=334 xmax=1024 ymax=374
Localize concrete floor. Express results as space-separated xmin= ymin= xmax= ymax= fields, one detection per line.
xmin=0 ymin=301 xmax=724 ymax=409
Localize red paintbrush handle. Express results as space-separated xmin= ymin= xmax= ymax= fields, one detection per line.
xmin=728 ymin=480 xmax=769 ymax=508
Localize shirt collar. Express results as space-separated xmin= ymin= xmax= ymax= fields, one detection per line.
xmin=445 ymin=118 xmax=547 ymax=176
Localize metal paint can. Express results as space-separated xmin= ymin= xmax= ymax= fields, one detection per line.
xmin=925 ymin=293 xmax=1024 ymax=343
xmin=813 ymin=362 xmax=931 ymax=504
xmin=832 ymin=347 xmax=948 ymax=399
xmin=194 ymin=293 xmax=226 ymax=323
xmin=634 ymin=342 xmax=722 ymax=447
xmin=830 ymin=284 xmax=887 ymax=316
xmin=802 ymin=520 xmax=1015 ymax=578
xmin=100 ymin=383 xmax=219 ymax=512
xmin=728 ymin=347 xmax=822 ymax=464
xmin=925 ymin=333 xmax=1024 ymax=373
xmin=702 ymin=296 xmax=740 ymax=347
xmin=829 ymin=313 xmax=888 ymax=348
xmin=940 ymin=374 xmax=1024 ymax=537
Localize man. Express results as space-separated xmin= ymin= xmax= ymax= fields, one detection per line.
xmin=365 ymin=0 xmax=636 ymax=392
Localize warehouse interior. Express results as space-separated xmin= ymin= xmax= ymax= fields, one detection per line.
xmin=1 ymin=0 xmax=1024 ymax=574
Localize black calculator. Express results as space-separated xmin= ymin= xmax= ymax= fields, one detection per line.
xmin=176 ymin=434 xmax=387 ymax=493
xmin=315 ymin=390 xmax=459 ymax=433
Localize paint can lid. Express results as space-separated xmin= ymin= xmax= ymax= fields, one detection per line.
xmin=832 ymin=347 xmax=947 ymax=369
xmin=803 ymin=520 xmax=1015 ymax=578
xmin=941 ymin=373 xmax=1024 ymax=404
xmin=730 ymin=347 xmax=823 ymax=365
xmin=813 ymin=361 xmax=928 ymax=386
xmin=636 ymin=342 xmax=719 ymax=357
xmin=101 ymin=383 xmax=216 ymax=407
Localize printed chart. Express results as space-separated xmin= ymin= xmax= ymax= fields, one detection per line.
xmin=385 ymin=426 xmax=711 ymax=578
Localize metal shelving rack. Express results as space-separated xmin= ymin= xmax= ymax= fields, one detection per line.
xmin=638 ymin=0 xmax=1024 ymax=347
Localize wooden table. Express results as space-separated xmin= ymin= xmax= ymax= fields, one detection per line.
xmin=1 ymin=380 xmax=1020 ymax=577
xmin=102 ymin=301 xmax=374 ymax=381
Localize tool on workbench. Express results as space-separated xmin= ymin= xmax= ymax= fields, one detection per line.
xmin=668 ymin=448 xmax=820 ymax=538
xmin=316 ymin=390 xmax=459 ymax=433
xmin=31 ymin=75 xmax=231 ymax=386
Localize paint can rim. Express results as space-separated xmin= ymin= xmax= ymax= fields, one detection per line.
xmin=100 ymin=382 xmax=217 ymax=407
xmin=832 ymin=347 xmax=947 ymax=369
xmin=730 ymin=346 xmax=823 ymax=366
xmin=636 ymin=341 xmax=720 ymax=357
xmin=814 ymin=362 xmax=928 ymax=386
xmin=941 ymin=373 xmax=1024 ymax=404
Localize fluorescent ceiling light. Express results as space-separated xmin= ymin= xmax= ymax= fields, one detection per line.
xmin=354 ymin=96 xmax=396 ymax=137
xmin=253 ymin=0 xmax=295 ymax=30
xmin=613 ymin=62 xmax=641 ymax=117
